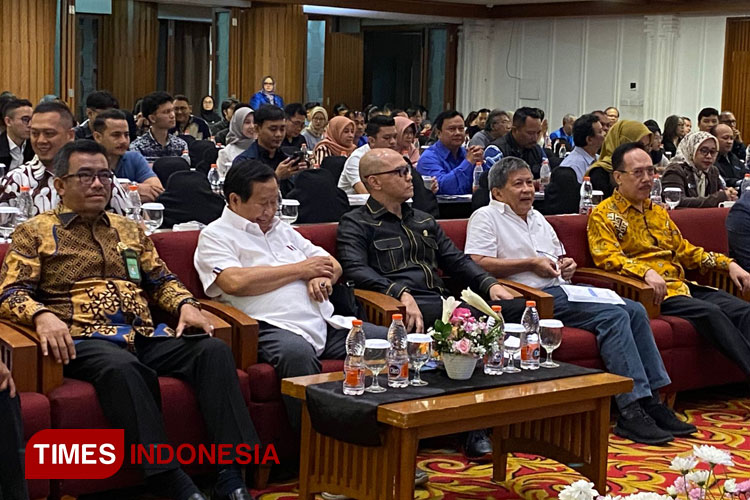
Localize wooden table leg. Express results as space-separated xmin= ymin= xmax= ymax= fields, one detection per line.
xmin=298 ymin=403 xmax=316 ymax=500
xmin=392 ymin=427 xmax=418 ymax=500
xmin=588 ymin=397 xmax=611 ymax=494
xmin=491 ymin=426 xmax=508 ymax=483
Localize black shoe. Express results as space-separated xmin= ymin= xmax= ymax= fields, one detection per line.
xmin=187 ymin=494 xmax=209 ymax=500
xmin=212 ymin=487 xmax=254 ymax=500
xmin=463 ymin=429 xmax=492 ymax=460
xmin=614 ymin=404 xmax=673 ymax=445
xmin=643 ymin=402 xmax=697 ymax=437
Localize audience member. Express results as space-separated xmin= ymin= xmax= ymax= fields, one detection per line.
xmin=466 ymin=108 xmax=490 ymax=138
xmin=484 ymin=107 xmax=546 ymax=178
xmin=682 ymin=116 xmax=693 ymax=135
xmin=250 ymin=75 xmax=284 ymax=109
xmin=588 ymin=142 xmax=750 ymax=387
xmin=407 ymin=107 xmax=424 ymax=132
xmin=466 ymin=157 xmax=692 ymax=444
xmin=643 ymin=120 xmax=667 ymax=171
xmin=332 ymin=103 xmax=349 ymax=116
xmin=312 ymin=116 xmax=356 ymax=165
xmin=586 ymin=120 xmax=651 ymax=198
xmin=592 ymin=110 xmax=612 ymax=136
xmin=302 ymin=106 xmax=328 ymax=150
xmin=605 ymin=106 xmax=620 ymax=125
xmin=697 ymin=107 xmax=719 ymax=132
xmin=549 ymin=113 xmax=576 ymax=151
xmin=662 ymin=115 xmax=683 ymax=158
xmin=719 ymin=110 xmax=746 ymax=161
xmin=211 ymin=98 xmax=239 ymax=137
xmin=282 ymin=103 xmax=307 ymax=150
xmin=712 ymin=123 xmax=750 ymax=188
xmin=338 ymin=115 xmax=398 ymax=195
xmin=171 ymin=95 xmax=211 ymax=140
xmin=662 ymin=131 xmax=735 ymax=208
xmin=727 ymin=193 xmax=750 ymax=271
xmin=0 ymin=91 xmax=16 ymax=134
xmin=74 ymin=90 xmax=118 ymax=140
xmin=347 ymin=110 xmax=367 ymax=147
xmin=199 ymin=95 xmax=222 ymax=127
xmin=395 ymin=116 xmax=420 ymax=164
xmin=130 ymin=91 xmax=188 ymax=158
xmin=469 ymin=109 xmax=511 ymax=149
xmin=217 ymin=107 xmax=256 ymax=173
xmin=0 ymin=99 xmax=34 ymax=170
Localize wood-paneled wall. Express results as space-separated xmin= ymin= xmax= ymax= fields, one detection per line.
xmin=722 ymin=17 xmax=750 ymax=146
xmin=323 ymin=32 xmax=363 ymax=111
xmin=0 ymin=0 xmax=56 ymax=103
xmin=99 ymin=0 xmax=158 ymax=111
xmin=229 ymin=3 xmax=306 ymax=104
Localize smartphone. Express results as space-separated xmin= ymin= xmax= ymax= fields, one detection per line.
xmin=181 ymin=327 xmax=211 ymax=339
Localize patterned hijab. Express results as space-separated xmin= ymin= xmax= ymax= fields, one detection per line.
xmin=313 ymin=116 xmax=356 ymax=157
xmin=587 ymin=120 xmax=651 ymax=174
xmin=225 ymin=107 xmax=255 ymax=150
xmin=305 ymin=106 xmax=329 ymax=137
xmin=670 ymin=131 xmax=718 ymax=168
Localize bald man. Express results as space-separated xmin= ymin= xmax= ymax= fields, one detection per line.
xmin=720 ymin=111 xmax=746 ymax=161
xmin=712 ymin=123 xmax=750 ymax=188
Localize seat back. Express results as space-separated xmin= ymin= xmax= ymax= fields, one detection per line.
xmin=188 ymin=140 xmax=217 ymax=172
xmin=156 ymin=170 xmax=225 ymax=228
xmin=150 ymin=230 xmax=206 ymax=298
xmin=438 ymin=219 xmax=469 ymax=251
xmin=546 ymin=214 xmax=594 ymax=267
xmin=152 ymin=156 xmax=190 ymax=186
xmin=296 ymin=223 xmax=340 ymax=257
xmin=287 ymin=169 xmax=350 ymax=224
xmin=670 ymin=207 xmax=730 ymax=254
xmin=319 ymin=155 xmax=347 ymax=182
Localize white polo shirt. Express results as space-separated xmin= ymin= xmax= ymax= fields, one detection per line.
xmin=194 ymin=207 xmax=353 ymax=355
xmin=338 ymin=143 xmax=370 ymax=194
xmin=464 ymin=199 xmax=565 ymax=290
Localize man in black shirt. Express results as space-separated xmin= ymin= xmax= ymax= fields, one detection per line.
xmin=282 ymin=103 xmax=307 ymax=150
xmin=712 ymin=123 xmax=749 ymax=188
xmin=484 ymin=107 xmax=547 ymax=178
xmin=720 ymin=110 xmax=747 ymax=161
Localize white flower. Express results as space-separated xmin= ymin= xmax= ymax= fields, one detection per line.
xmin=559 ymin=480 xmax=599 ymax=500
xmin=669 ymin=455 xmax=698 ymax=473
xmin=686 ymin=470 xmax=710 ymax=486
xmin=692 ymin=445 xmax=733 ymax=467
xmin=724 ymin=479 xmax=737 ymax=494
xmin=440 ymin=296 xmax=461 ymax=323
xmin=665 ymin=486 xmax=679 ymax=498
xmin=623 ymin=493 xmax=672 ymax=500
xmin=460 ymin=288 xmax=500 ymax=320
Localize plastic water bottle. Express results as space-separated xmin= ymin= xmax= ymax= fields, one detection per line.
xmin=651 ymin=174 xmax=663 ymax=206
xmin=539 ymin=158 xmax=551 ymax=192
xmin=343 ymin=319 xmax=366 ymax=396
xmin=208 ymin=164 xmax=222 ymax=195
xmin=579 ymin=176 xmax=594 ymax=215
xmin=127 ymin=184 xmax=142 ymax=221
xmin=16 ymin=186 xmax=33 ymax=224
xmin=520 ymin=301 xmax=540 ymax=370
xmin=472 ymin=161 xmax=483 ymax=193
xmin=181 ymin=149 xmax=191 ymax=166
xmin=386 ymin=314 xmax=409 ymax=388
xmin=740 ymin=173 xmax=750 ymax=199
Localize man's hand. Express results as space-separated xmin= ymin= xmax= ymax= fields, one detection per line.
xmin=729 ymin=262 xmax=750 ymax=293
xmin=466 ymin=145 xmax=484 ymax=165
xmin=34 ymin=311 xmax=75 ymax=364
xmin=644 ymin=269 xmax=668 ymax=305
xmin=296 ymin=256 xmax=334 ymax=281
xmin=489 ymin=283 xmax=515 ymax=301
xmin=734 ymin=127 xmax=742 ymax=141
xmin=175 ymin=303 xmax=214 ymax=337
xmin=400 ymin=292 xmax=424 ymax=333
xmin=307 ymin=277 xmax=332 ymax=303
xmin=0 ymin=361 xmax=15 ymax=398
xmin=276 ymin=157 xmax=307 ymax=180
xmin=533 ymin=258 xmax=561 ymax=278
xmin=559 ymin=257 xmax=577 ymax=281
xmin=430 ymin=178 xmax=439 ymax=194
xmin=137 ymin=183 xmax=164 ymax=202
xmin=725 ymin=187 xmax=739 ymax=201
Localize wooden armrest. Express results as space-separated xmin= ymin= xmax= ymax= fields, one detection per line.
xmin=354 ymin=289 xmax=405 ymax=326
xmin=0 ymin=322 xmax=38 ymax=393
xmin=573 ymin=268 xmax=659 ymax=318
xmin=201 ymin=310 xmax=231 ymax=346
xmin=696 ymin=268 xmax=750 ymax=301
xmin=1 ymin=320 xmax=63 ymax=394
xmin=496 ymin=279 xmax=555 ymax=319
xmin=199 ymin=299 xmax=259 ymax=368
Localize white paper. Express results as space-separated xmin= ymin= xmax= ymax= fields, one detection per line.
xmin=560 ymin=284 xmax=625 ymax=305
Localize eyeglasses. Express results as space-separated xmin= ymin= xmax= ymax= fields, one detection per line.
xmin=263 ymin=81 xmax=274 ymax=85
xmin=368 ymin=165 xmax=410 ymax=178
xmin=697 ymin=147 xmax=718 ymax=157
xmin=617 ymin=167 xmax=656 ymax=178
xmin=61 ymin=170 xmax=114 ymax=186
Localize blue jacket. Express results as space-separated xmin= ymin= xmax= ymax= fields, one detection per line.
xmin=416 ymin=141 xmax=480 ymax=195
xmin=249 ymin=91 xmax=284 ymax=110
xmin=727 ymin=194 xmax=750 ymax=271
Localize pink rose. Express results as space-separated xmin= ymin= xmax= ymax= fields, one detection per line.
xmin=450 ymin=308 xmax=472 ymax=324
xmin=688 ymin=487 xmax=704 ymax=500
xmin=673 ymin=476 xmax=686 ymax=493
xmin=453 ymin=337 xmax=472 ymax=354
xmin=736 ymin=480 xmax=750 ymax=493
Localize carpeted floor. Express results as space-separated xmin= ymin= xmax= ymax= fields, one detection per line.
xmin=252 ymin=386 xmax=750 ymax=499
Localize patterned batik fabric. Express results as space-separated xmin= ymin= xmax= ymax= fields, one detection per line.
xmin=0 ymin=204 xmax=195 ymax=347
xmin=130 ymin=130 xmax=188 ymax=158
xmin=587 ymin=189 xmax=731 ymax=298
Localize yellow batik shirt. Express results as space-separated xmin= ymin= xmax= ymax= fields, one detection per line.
xmin=0 ymin=205 xmax=196 ymax=346
xmin=587 ymin=189 xmax=732 ymax=298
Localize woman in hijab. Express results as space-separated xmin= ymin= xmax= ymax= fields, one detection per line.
xmin=662 ymin=131 xmax=737 ymax=208
xmin=199 ymin=95 xmax=222 ymax=126
xmin=302 ymin=106 xmax=329 ymax=150
xmin=586 ymin=120 xmax=652 ymax=197
xmin=216 ymin=107 xmax=255 ymax=175
xmin=249 ymin=75 xmax=284 ymax=110
xmin=395 ymin=116 xmax=420 ymax=164
xmin=312 ymin=116 xmax=356 ymax=165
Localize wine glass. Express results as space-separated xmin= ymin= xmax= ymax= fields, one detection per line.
xmin=407 ymin=333 xmax=432 ymax=386
xmin=503 ymin=323 xmax=524 ymax=373
xmin=280 ymin=199 xmax=299 ymax=224
xmin=0 ymin=207 xmax=19 ymax=243
xmin=142 ymin=203 xmax=164 ymax=235
xmin=364 ymin=338 xmax=390 ymax=393
xmin=663 ymin=187 xmax=682 ymax=210
xmin=539 ymin=319 xmax=564 ymax=368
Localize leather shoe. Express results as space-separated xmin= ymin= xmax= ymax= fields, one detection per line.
xmin=615 ymin=403 xmax=673 ymax=445
xmin=187 ymin=494 xmax=209 ymax=500
xmin=213 ymin=487 xmax=255 ymax=500
xmin=643 ymin=402 xmax=697 ymax=437
xmin=463 ymin=429 xmax=492 ymax=460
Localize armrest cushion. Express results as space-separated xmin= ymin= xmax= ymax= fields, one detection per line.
xmin=573 ymin=268 xmax=659 ymax=318
xmin=1 ymin=320 xmax=63 ymax=394
xmin=199 ymin=299 xmax=259 ymax=369
xmin=354 ymin=289 xmax=405 ymax=326
xmin=496 ymin=279 xmax=555 ymax=318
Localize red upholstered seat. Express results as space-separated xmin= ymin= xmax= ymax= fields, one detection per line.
xmin=21 ymin=392 xmax=51 ymax=499
xmin=545 ymin=214 xmax=594 ymax=267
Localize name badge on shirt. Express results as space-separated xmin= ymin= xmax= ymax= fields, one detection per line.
xmin=118 ymin=242 xmax=141 ymax=282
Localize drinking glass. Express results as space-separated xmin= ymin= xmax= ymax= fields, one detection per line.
xmin=142 ymin=203 xmax=164 ymax=235
xmin=364 ymin=339 xmax=390 ymax=393
xmin=483 ymin=341 xmax=504 ymax=375
xmin=407 ymin=334 xmax=432 ymax=386
xmin=663 ymin=187 xmax=682 ymax=210
xmin=539 ymin=319 xmax=564 ymax=368
xmin=0 ymin=207 xmax=19 ymax=243
xmin=503 ymin=323 xmax=524 ymax=373
xmin=280 ymin=199 xmax=299 ymax=224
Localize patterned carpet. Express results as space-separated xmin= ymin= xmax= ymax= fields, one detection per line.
xmin=253 ymin=386 xmax=750 ymax=499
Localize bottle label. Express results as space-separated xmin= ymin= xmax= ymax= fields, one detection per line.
xmin=388 ymin=362 xmax=407 ymax=378
xmin=344 ymin=367 xmax=361 ymax=386
xmin=521 ymin=343 xmax=540 ymax=361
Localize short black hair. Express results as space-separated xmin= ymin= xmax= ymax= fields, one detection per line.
xmin=53 ymin=139 xmax=107 ymax=177
xmin=406 ymin=108 xmax=420 ymax=118
xmin=220 ymin=98 xmax=239 ymax=115
xmin=698 ymin=107 xmax=719 ymax=122
xmin=477 ymin=108 xmax=491 ymax=115
xmin=34 ymin=101 xmax=75 ymax=129
xmin=643 ymin=119 xmax=661 ymax=135
xmin=0 ymin=92 xmax=17 ymax=119
xmin=92 ymin=109 xmax=128 ymax=133
xmin=512 ymin=107 xmax=543 ymax=128
xmin=223 ymin=159 xmax=277 ymax=202
xmin=333 ymin=103 xmax=349 ymax=115
xmin=304 ymin=102 xmax=320 ymax=111
xmin=572 ymin=114 xmax=600 ymax=148
xmin=434 ymin=110 xmax=463 ymax=131
xmin=612 ymin=142 xmax=648 ymax=172
xmin=85 ymin=90 xmax=118 ymax=110
xmin=284 ymin=102 xmax=306 ymax=118
xmin=2 ymin=98 xmax=33 ymax=119
xmin=365 ymin=115 xmax=396 ymax=137
xmin=254 ymin=105 xmax=285 ymax=126
xmin=173 ymin=94 xmax=190 ymax=104
xmin=141 ymin=91 xmax=174 ymax=119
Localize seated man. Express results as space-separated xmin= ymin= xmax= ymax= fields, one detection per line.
xmin=337 ymin=148 xmax=523 ymax=458
xmin=130 ymin=92 xmax=188 ymax=159
xmin=0 ymin=361 xmax=27 ymax=500
xmin=719 ymin=110 xmax=746 ymax=161
xmin=170 ymin=94 xmax=211 ymax=141
xmin=484 ymin=107 xmax=547 ymax=178
xmin=0 ymin=140 xmax=258 ymax=500
xmin=549 ymin=113 xmax=575 ymax=152
xmin=588 ymin=143 xmax=750 ymax=386
xmin=711 ymin=123 xmax=749 ymax=188
xmin=726 ymin=190 xmax=750 ymax=271
xmin=74 ymin=90 xmax=118 ymax=140
xmin=194 ymin=160 xmax=387 ymax=431
xmin=465 ymin=157 xmax=693 ymax=444
xmin=0 ymin=98 xmax=34 ymax=170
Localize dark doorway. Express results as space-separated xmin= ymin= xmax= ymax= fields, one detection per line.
xmin=363 ymin=31 xmax=423 ymax=110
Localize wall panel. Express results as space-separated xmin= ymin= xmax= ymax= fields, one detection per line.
xmin=323 ymin=32 xmax=363 ymax=111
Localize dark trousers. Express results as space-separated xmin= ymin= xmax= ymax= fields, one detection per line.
xmin=661 ymin=285 xmax=750 ymax=375
xmin=411 ymin=291 xmax=526 ymax=327
xmin=64 ymin=336 xmax=259 ymax=477
xmin=0 ymin=389 xmax=28 ymax=500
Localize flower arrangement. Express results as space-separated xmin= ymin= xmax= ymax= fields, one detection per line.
xmin=558 ymin=445 xmax=748 ymax=500
xmin=428 ymin=288 xmax=503 ymax=357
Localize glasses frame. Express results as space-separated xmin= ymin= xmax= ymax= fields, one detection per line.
xmin=367 ymin=164 xmax=410 ymax=178
xmin=616 ymin=167 xmax=656 ymax=178
xmin=61 ymin=170 xmax=115 ymax=186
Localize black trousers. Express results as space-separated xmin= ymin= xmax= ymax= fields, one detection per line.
xmin=661 ymin=285 xmax=750 ymax=375
xmin=64 ymin=335 xmax=259 ymax=477
xmin=0 ymin=389 xmax=28 ymax=500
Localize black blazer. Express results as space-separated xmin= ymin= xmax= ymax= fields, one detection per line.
xmin=0 ymin=132 xmax=34 ymax=169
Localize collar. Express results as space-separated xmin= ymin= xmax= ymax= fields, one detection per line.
xmin=55 ymin=204 xmax=111 ymax=228
xmin=573 ymin=146 xmax=596 ymax=163
xmin=7 ymin=134 xmax=22 ymax=152
xmin=488 ymin=198 xmax=537 ymax=220
xmin=433 ymin=140 xmax=463 ymax=160
xmin=221 ymin=205 xmax=279 ymax=235
xmin=611 ymin=189 xmax=651 ymax=214
xmin=504 ymin=132 xmax=522 ymax=152
xmin=365 ymin=196 xmax=411 ymax=220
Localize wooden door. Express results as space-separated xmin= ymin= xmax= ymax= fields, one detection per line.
xmin=722 ymin=18 xmax=750 ymax=144
xmin=323 ymin=32 xmax=364 ymax=112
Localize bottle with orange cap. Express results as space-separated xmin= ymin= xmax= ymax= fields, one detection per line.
xmin=387 ymin=313 xmax=409 ymax=388
xmin=520 ymin=300 xmax=540 ymax=370
xmin=16 ymin=185 xmax=33 ymax=224
xmin=343 ymin=319 xmax=366 ymax=395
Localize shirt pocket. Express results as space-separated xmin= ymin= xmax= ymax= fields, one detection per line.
xmin=421 ymin=235 xmax=438 ymax=266
xmin=373 ymin=237 xmax=407 ymax=274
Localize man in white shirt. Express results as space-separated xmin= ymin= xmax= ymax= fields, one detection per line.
xmin=464 ymin=156 xmax=694 ymax=446
xmin=338 ymin=115 xmax=398 ymax=194
xmin=194 ymin=160 xmax=388 ymax=430
xmin=0 ymin=99 xmax=34 ymax=170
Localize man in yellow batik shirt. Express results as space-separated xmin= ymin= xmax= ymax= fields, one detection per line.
xmin=588 ymin=142 xmax=750 ymax=377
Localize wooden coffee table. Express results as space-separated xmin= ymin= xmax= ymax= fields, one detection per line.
xmin=282 ymin=371 xmax=632 ymax=500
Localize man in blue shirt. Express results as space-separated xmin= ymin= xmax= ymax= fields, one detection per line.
xmin=416 ymin=110 xmax=485 ymax=195
xmin=93 ymin=109 xmax=164 ymax=202
xmin=549 ymin=113 xmax=576 ymax=152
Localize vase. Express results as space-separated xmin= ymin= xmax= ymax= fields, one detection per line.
xmin=442 ymin=353 xmax=478 ymax=380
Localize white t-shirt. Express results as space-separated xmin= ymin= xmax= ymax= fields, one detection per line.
xmin=338 ymin=143 xmax=370 ymax=195
xmin=464 ymin=199 xmax=565 ymax=290
xmin=194 ymin=207 xmax=353 ymax=355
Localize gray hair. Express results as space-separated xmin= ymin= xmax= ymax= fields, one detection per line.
xmin=563 ymin=113 xmax=576 ymax=124
xmin=485 ymin=109 xmax=511 ymax=132
xmin=488 ymin=156 xmax=532 ymax=191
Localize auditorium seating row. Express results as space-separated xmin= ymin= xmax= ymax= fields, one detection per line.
xmin=3 ymin=207 xmax=745 ymax=499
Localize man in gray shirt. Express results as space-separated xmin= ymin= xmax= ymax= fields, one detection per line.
xmin=469 ymin=109 xmax=511 ymax=148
